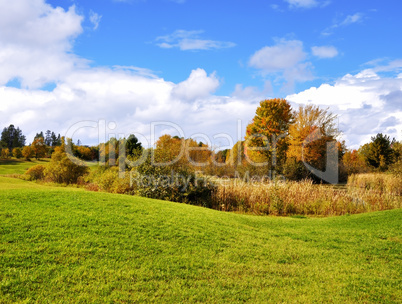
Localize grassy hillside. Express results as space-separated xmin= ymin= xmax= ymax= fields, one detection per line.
xmin=0 ymin=159 xmax=49 ymax=176
xmin=0 ymin=177 xmax=400 ymax=303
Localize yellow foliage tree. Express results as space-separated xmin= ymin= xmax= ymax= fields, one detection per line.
xmin=286 ymin=104 xmax=340 ymax=179
xmin=245 ymin=99 xmax=293 ymax=172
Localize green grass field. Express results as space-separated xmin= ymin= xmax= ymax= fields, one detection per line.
xmin=0 ymin=176 xmax=401 ymax=303
xmin=0 ymin=159 xmax=50 ymax=176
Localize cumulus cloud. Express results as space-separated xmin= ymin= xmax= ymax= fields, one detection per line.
xmin=249 ymin=39 xmax=313 ymax=88
xmin=89 ymin=10 xmax=102 ymax=30
xmin=155 ymin=30 xmax=236 ymax=51
xmin=172 ymin=69 xmax=220 ymax=101
xmin=0 ymin=0 xmax=400 ymax=151
xmin=311 ymin=46 xmax=338 ymax=58
xmin=0 ymin=68 xmax=260 ymax=148
xmin=286 ymin=69 xmax=402 ymax=148
xmin=0 ymin=1 xmax=256 ymax=148
xmin=0 ymin=0 xmax=85 ymax=89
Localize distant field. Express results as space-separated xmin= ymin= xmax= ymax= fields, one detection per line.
xmin=0 ymin=177 xmax=400 ymax=303
xmin=0 ymin=159 xmax=50 ymax=176
xmin=0 ymin=158 xmax=98 ymax=176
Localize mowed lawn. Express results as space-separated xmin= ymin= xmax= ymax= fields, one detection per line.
xmin=0 ymin=177 xmax=401 ymax=303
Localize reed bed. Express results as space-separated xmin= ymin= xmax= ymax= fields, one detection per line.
xmin=347 ymin=173 xmax=402 ymax=196
xmin=212 ymin=174 xmax=401 ymax=216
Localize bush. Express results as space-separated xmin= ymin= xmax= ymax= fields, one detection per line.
xmin=24 ymin=164 xmax=46 ymax=181
xmin=86 ymin=166 xmax=135 ymax=194
xmin=132 ymin=151 xmax=216 ymax=207
xmin=44 ymin=150 xmax=89 ymax=184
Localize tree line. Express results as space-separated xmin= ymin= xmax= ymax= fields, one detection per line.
xmin=1 ymin=98 xmax=401 ymax=183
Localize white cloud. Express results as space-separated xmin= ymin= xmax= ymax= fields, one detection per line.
xmin=311 ymin=46 xmax=339 ymax=58
xmin=0 ymin=0 xmax=84 ymax=89
xmin=0 ymin=0 xmax=400 ymax=152
xmin=156 ymin=30 xmax=236 ymax=51
xmin=286 ymin=70 xmax=402 ymax=148
xmin=0 ymin=0 xmax=255 ymax=148
xmin=249 ymin=39 xmax=313 ymax=88
xmin=283 ymin=0 xmax=330 ymax=9
xmin=0 ymin=68 xmax=260 ymax=148
xmin=89 ymin=10 xmax=102 ymax=30
xmin=172 ymin=69 xmax=220 ymax=101
xmin=284 ymin=0 xmax=319 ymax=8
xmin=341 ymin=13 xmax=363 ymax=26
xmin=322 ymin=12 xmax=364 ymax=35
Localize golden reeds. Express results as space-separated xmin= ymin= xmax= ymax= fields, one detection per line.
xmin=212 ymin=174 xmax=401 ymax=216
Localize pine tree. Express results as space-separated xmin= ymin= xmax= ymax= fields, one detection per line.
xmin=1 ymin=125 xmax=26 ymax=151
xmin=45 ymin=130 xmax=52 ymax=146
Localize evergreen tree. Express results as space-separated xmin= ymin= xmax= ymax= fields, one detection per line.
xmin=50 ymin=132 xmax=62 ymax=146
xmin=1 ymin=124 xmax=26 ymax=151
xmin=34 ymin=131 xmax=44 ymax=140
xmin=365 ymin=133 xmax=395 ymax=170
xmin=126 ymin=134 xmax=142 ymax=156
xmin=45 ymin=130 xmax=52 ymax=146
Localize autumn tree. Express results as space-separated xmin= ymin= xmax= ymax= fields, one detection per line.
xmin=31 ymin=137 xmax=47 ymax=159
xmin=12 ymin=147 xmax=23 ymax=159
xmin=44 ymin=141 xmax=89 ymax=184
xmin=22 ymin=146 xmax=34 ymax=160
xmin=1 ymin=148 xmax=10 ymax=159
xmin=186 ymin=139 xmax=212 ymax=168
xmin=285 ymin=104 xmax=340 ymax=182
xmin=152 ymin=134 xmax=187 ymax=173
xmin=226 ymin=141 xmax=246 ymax=168
xmin=389 ymin=140 xmax=402 ymax=175
xmin=342 ymin=149 xmax=369 ymax=175
xmin=245 ymin=99 xmax=293 ymax=173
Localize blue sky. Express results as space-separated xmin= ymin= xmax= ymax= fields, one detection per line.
xmin=0 ymin=0 xmax=401 ymax=149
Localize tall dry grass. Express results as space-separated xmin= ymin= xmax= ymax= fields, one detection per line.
xmin=347 ymin=173 xmax=402 ymax=196
xmin=212 ymin=174 xmax=401 ymax=216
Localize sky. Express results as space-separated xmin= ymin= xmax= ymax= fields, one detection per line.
xmin=0 ymin=0 xmax=401 ymax=150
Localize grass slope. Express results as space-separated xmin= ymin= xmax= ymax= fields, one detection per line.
xmin=0 ymin=177 xmax=401 ymax=303
xmin=0 ymin=159 xmax=49 ymax=176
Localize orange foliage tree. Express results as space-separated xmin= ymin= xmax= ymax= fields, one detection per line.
xmin=245 ymin=98 xmax=293 ymax=173
xmin=31 ymin=137 xmax=47 ymax=159
xmin=285 ymin=104 xmax=341 ymax=180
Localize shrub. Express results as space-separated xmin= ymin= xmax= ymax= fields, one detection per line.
xmin=24 ymin=164 xmax=46 ymax=181
xmin=132 ymin=151 xmax=216 ymax=207
xmin=44 ymin=150 xmax=89 ymax=184
xmin=86 ymin=166 xmax=134 ymax=194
